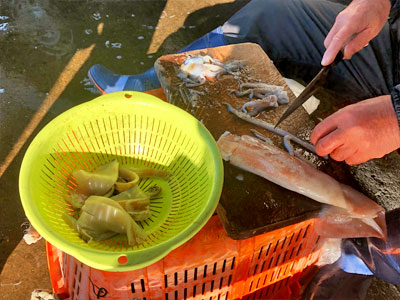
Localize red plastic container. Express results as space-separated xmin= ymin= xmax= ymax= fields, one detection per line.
xmin=46 ymin=215 xmax=322 ymax=300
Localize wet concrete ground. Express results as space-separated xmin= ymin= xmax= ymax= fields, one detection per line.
xmin=0 ymin=0 xmax=399 ymax=299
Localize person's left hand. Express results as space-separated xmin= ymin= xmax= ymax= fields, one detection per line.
xmin=310 ymin=95 xmax=400 ymax=165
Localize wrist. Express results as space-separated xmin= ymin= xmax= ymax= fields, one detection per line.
xmin=383 ymin=94 xmax=400 ymax=146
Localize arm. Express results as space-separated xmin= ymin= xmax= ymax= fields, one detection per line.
xmin=322 ymin=0 xmax=391 ymax=65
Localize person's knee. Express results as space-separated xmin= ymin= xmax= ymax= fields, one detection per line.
xmin=222 ymin=0 xmax=302 ymax=43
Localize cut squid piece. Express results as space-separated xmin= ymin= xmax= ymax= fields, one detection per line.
xmin=128 ymin=207 xmax=151 ymax=221
xmin=115 ymin=168 xmax=140 ymax=193
xmin=126 ymin=167 xmax=171 ymax=179
xmin=72 ymin=160 xmax=119 ymax=196
xmin=111 ymin=185 xmax=161 ymax=211
xmin=76 ymin=196 xmax=147 ymax=246
xmin=66 ymin=190 xmax=87 ymax=209
xmin=217 ymin=132 xmax=386 ymax=239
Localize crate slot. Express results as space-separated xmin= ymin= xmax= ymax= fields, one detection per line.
xmin=281 ymin=236 xmax=287 ymax=249
xmin=213 ymin=262 xmax=217 ymax=275
xmin=295 ymin=228 xmax=303 ymax=242
xmin=267 ymin=256 xmax=274 ymax=269
xmin=174 ymin=272 xmax=178 ymax=286
xmin=256 ymin=277 xmax=261 ymax=289
xmin=263 ymin=285 xmax=270 ymax=297
xmin=262 ymin=273 xmax=268 ymax=286
xmin=257 ymin=246 xmax=264 ymax=260
xmin=264 ymin=243 xmax=271 ymax=257
xmin=296 ymin=243 xmax=303 ymax=256
xmin=269 ymin=271 xmax=275 ymax=283
xmin=275 ymin=266 xmax=282 ymax=280
xmin=270 ymin=280 xmax=277 ymax=294
xmin=282 ymin=264 xmax=289 ymax=277
xmin=203 ymin=265 xmax=208 ymax=278
xmin=313 ymin=235 xmax=321 ymax=250
xmin=184 ymin=270 xmax=188 ymax=283
xmin=252 ymin=263 xmax=258 ymax=275
xmin=303 ymin=225 xmax=310 ymax=238
xmin=273 ymin=240 xmax=279 ymax=253
xmin=260 ymin=261 xmax=266 ymax=273
xmin=290 ymin=261 xmax=296 ymax=272
xmin=141 ymin=278 xmax=146 ymax=292
xmin=289 ymin=247 xmax=295 ymax=260
xmin=230 ymin=257 xmax=235 ymax=270
xmin=282 ymin=250 xmax=288 ymax=264
xmin=131 ymin=282 xmax=135 ymax=293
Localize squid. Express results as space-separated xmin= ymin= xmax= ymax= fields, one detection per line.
xmin=111 ymin=185 xmax=161 ymax=221
xmin=65 ymin=196 xmax=147 ymax=245
xmin=177 ymin=54 xmax=245 ymax=87
xmin=217 ymin=132 xmax=386 ymax=239
xmin=241 ymin=96 xmax=279 ymax=116
xmin=225 ymin=103 xmax=320 ymax=156
xmin=115 ymin=167 xmax=140 ymax=193
xmin=126 ymin=167 xmax=171 ymax=179
xmin=72 ymin=160 xmax=119 ymax=196
xmin=231 ymin=82 xmax=290 ymax=112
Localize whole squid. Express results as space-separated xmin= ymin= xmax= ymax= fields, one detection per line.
xmin=217 ymin=132 xmax=386 ymax=239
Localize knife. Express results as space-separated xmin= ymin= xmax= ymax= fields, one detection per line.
xmin=274 ymin=51 xmax=344 ymax=128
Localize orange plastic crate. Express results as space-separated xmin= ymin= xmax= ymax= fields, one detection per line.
xmin=46 ymin=215 xmax=322 ymax=300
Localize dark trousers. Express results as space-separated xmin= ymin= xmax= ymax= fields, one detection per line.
xmin=221 ymin=0 xmax=398 ymax=101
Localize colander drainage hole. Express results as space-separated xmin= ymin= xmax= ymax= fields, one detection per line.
xmin=118 ymin=255 xmax=128 ymax=265
xmin=124 ymin=93 xmax=132 ymax=98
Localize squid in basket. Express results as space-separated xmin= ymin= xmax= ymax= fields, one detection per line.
xmin=63 ymin=159 xmax=170 ymax=246
xmin=217 ymin=131 xmax=387 ymax=240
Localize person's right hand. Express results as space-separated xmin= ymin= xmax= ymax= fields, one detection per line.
xmin=321 ymin=0 xmax=390 ymax=66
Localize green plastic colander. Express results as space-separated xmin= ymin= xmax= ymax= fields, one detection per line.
xmin=19 ymin=91 xmax=223 ymax=271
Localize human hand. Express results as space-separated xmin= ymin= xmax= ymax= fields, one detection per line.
xmin=310 ymin=95 xmax=400 ymax=165
xmin=321 ymin=0 xmax=390 ymax=66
